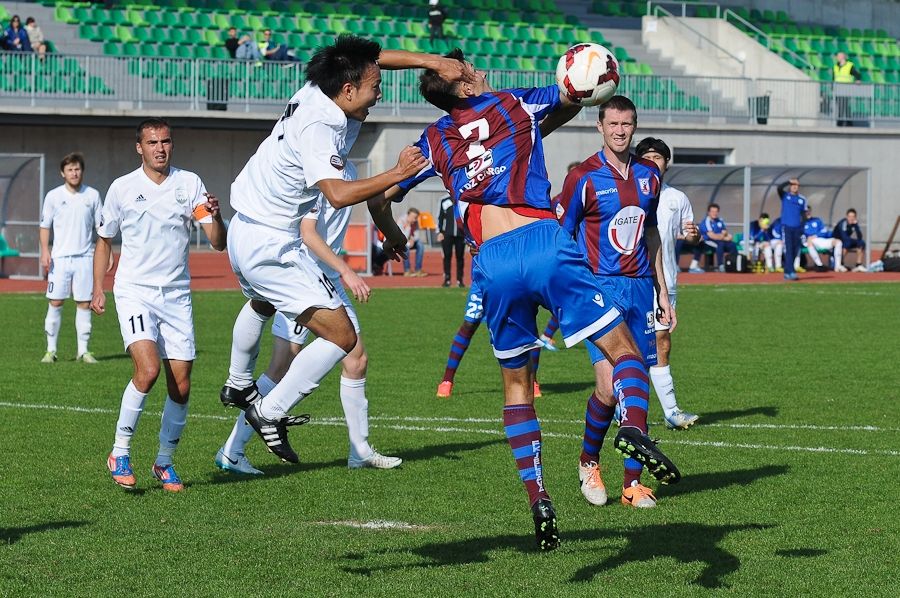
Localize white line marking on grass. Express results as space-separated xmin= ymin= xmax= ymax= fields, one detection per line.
xmin=2 ymin=402 xmax=898 ymax=457
xmin=315 ymin=520 xmax=436 ymax=531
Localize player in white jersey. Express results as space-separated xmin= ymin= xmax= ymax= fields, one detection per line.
xmin=217 ymin=163 xmax=402 ymax=474
xmin=221 ymin=35 xmax=472 ymax=463
xmin=635 ymin=138 xmax=701 ymax=429
xmin=91 ymin=118 xmax=227 ymax=492
xmin=38 ymin=153 xmax=104 ymax=364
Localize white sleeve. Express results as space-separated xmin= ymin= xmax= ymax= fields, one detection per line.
xmin=297 ymin=122 xmax=345 ymax=188
xmin=98 ymin=184 xmax=122 ymax=239
xmin=190 ymin=177 xmax=213 ymax=224
xmin=91 ymin=189 xmax=103 ymax=230
xmin=302 ymin=195 xmax=325 ymax=222
xmin=39 ymin=193 xmax=54 ymax=229
xmin=680 ymin=192 xmax=694 ymax=224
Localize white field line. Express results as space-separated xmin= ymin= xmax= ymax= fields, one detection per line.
xmin=1 ymin=401 xmax=898 ymax=457
xmin=314 ymin=520 xmax=437 ymax=531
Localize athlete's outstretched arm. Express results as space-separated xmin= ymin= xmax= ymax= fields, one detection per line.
xmin=378 ymin=50 xmax=476 ymax=84
xmin=300 ymin=217 xmax=370 ymax=303
xmin=318 ymin=147 xmax=427 ymax=210
xmin=539 ymin=94 xmax=582 ymax=138
xmin=367 ymin=185 xmax=408 ymax=261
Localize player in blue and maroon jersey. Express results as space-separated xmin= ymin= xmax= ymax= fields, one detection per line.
xmin=555 ymin=95 xmax=676 ymax=510
xmin=369 ymin=49 xmax=679 ymax=550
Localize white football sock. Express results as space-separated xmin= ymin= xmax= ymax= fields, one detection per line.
xmin=793 ymin=256 xmax=801 ymax=269
xmin=763 ymin=245 xmax=773 ymax=270
xmin=156 ymin=397 xmax=188 ymax=466
xmin=688 ymin=259 xmax=700 ymax=270
xmin=44 ymin=304 xmax=62 ymax=352
xmin=75 ymin=307 xmax=92 ymax=355
xmin=833 ymin=240 xmax=843 ymax=268
xmin=223 ymin=373 xmax=278 ymax=457
xmin=112 ymin=380 xmax=147 ymax=457
xmin=226 ymin=301 xmax=269 ymax=389
xmin=340 ymin=376 xmax=371 ymax=460
xmin=808 ymin=246 xmax=823 ymax=266
xmin=650 ymin=365 xmax=678 ymax=418
xmin=775 ymin=244 xmax=783 ymax=269
xmin=257 ymin=338 xmax=347 ymax=420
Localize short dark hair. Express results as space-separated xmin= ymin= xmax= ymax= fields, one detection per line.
xmin=419 ymin=48 xmax=466 ymax=113
xmin=708 ymin=203 xmax=720 ymax=211
xmin=760 ymin=212 xmax=770 ymax=219
xmin=305 ymin=34 xmax=382 ymax=99
xmin=25 ymin=17 xmax=35 ymax=25
xmin=847 ymin=208 xmax=857 ymax=216
xmin=598 ymin=95 xmax=637 ymax=124
xmin=136 ymin=117 xmax=170 ymax=142
xmin=407 ymin=207 xmax=420 ymax=215
xmin=60 ymin=152 xmax=84 ymax=172
xmin=635 ymin=137 xmax=671 ymax=161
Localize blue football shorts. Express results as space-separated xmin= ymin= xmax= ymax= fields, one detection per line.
xmin=584 ymin=276 xmax=657 ymax=366
xmin=472 ymin=219 xmax=623 ymax=367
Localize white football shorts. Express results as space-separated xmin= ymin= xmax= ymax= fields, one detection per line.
xmin=46 ymin=254 xmax=93 ymax=302
xmin=113 ymin=281 xmax=195 ymax=360
xmin=271 ymin=281 xmax=360 ymax=345
xmin=653 ymin=290 xmax=678 ymax=332
xmin=227 ymin=214 xmax=342 ymax=320
xmin=810 ymin=237 xmax=836 ymax=251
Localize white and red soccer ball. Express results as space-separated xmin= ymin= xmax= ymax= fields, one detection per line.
xmin=556 ymin=43 xmax=620 ymax=107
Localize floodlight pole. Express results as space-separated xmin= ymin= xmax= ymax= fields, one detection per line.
xmin=743 ymin=165 xmax=751 ymax=260
xmin=866 ymin=167 xmax=872 ymax=268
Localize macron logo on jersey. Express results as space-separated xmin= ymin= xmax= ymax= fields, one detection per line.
xmin=596 ymin=187 xmax=617 ymax=197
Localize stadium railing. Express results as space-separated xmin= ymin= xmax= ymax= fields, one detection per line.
xmin=1 ymin=51 xmax=899 ymax=126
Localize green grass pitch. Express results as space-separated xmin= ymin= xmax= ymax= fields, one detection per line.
xmin=1 ymin=283 xmax=898 ymax=596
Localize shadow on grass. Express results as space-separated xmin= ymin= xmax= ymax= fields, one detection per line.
xmin=701 ymin=406 xmax=779 ymax=424
xmin=662 ymin=464 xmax=789 ymax=498
xmin=399 ymin=437 xmax=506 ymax=463
xmin=537 ymin=381 xmax=595 ymax=395
xmin=343 ymin=522 xmax=775 ymax=588
xmin=1 ymin=520 xmax=90 ymax=545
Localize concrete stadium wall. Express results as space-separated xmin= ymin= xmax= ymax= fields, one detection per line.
xmin=0 ymin=116 xmax=898 ymax=244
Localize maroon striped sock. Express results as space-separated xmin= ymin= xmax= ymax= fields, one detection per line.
xmin=442 ymin=322 xmax=478 ymax=382
xmin=503 ymin=404 xmax=550 ymax=506
xmin=580 ymin=393 xmax=615 ymax=464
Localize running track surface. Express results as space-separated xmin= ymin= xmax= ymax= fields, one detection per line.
xmin=2 ymin=250 xmax=897 ymax=293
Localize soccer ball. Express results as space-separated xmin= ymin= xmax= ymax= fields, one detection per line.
xmin=556 ymin=43 xmax=620 ymax=107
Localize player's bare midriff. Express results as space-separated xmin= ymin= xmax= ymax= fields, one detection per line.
xmin=480 ymin=204 xmax=542 ymax=242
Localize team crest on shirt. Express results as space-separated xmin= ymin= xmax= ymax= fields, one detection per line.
xmin=639 ymin=178 xmax=650 ymax=194
xmin=330 ymin=155 xmax=345 ymax=170
xmin=175 ymin=189 xmax=188 ymax=205
xmin=608 ymin=205 xmax=646 ymax=255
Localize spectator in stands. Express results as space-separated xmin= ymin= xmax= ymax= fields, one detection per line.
xmin=436 ymin=195 xmax=465 ymax=287
xmin=690 ymin=203 xmax=736 ymax=272
xmin=833 ymin=52 xmax=862 ymax=127
xmin=225 ymin=27 xmax=262 ymax=61
xmin=777 ymin=178 xmax=807 ymax=280
xmin=4 ymin=15 xmax=32 ymax=53
xmin=261 ymin=29 xmax=298 ymax=62
xmin=24 ymin=18 xmax=47 ymax=59
xmin=802 ymin=206 xmax=845 ymax=272
xmin=833 ymin=208 xmax=867 ymax=271
xmin=428 ymin=0 xmax=448 ymax=42
xmin=397 ymin=207 xmax=427 ymax=277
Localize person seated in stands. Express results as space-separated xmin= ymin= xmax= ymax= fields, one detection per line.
xmin=803 ymin=206 xmax=845 ymax=272
xmin=833 ymin=208 xmax=867 ymax=272
xmin=689 ymin=203 xmax=736 ymax=272
xmin=397 ymin=207 xmax=427 ymax=277
xmin=370 ymin=223 xmax=390 ymax=276
xmin=24 ymin=18 xmax=47 ymax=59
xmin=4 ymin=15 xmax=32 ymax=52
xmin=260 ymin=29 xmax=298 ymax=62
xmin=750 ymin=212 xmax=775 ymax=272
xmin=225 ymin=26 xmax=262 ymax=61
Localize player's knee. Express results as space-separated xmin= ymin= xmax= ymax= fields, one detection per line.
xmin=656 ymin=332 xmax=671 ymax=358
xmin=133 ymin=364 xmax=160 ymax=390
xmin=170 ymin=381 xmax=191 ymax=404
xmin=343 ymin=353 xmax=367 ymax=378
xmin=250 ymin=299 xmax=276 ymax=318
xmin=334 ymin=328 xmax=358 ymax=354
xmin=49 ymin=299 xmax=65 ymax=308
